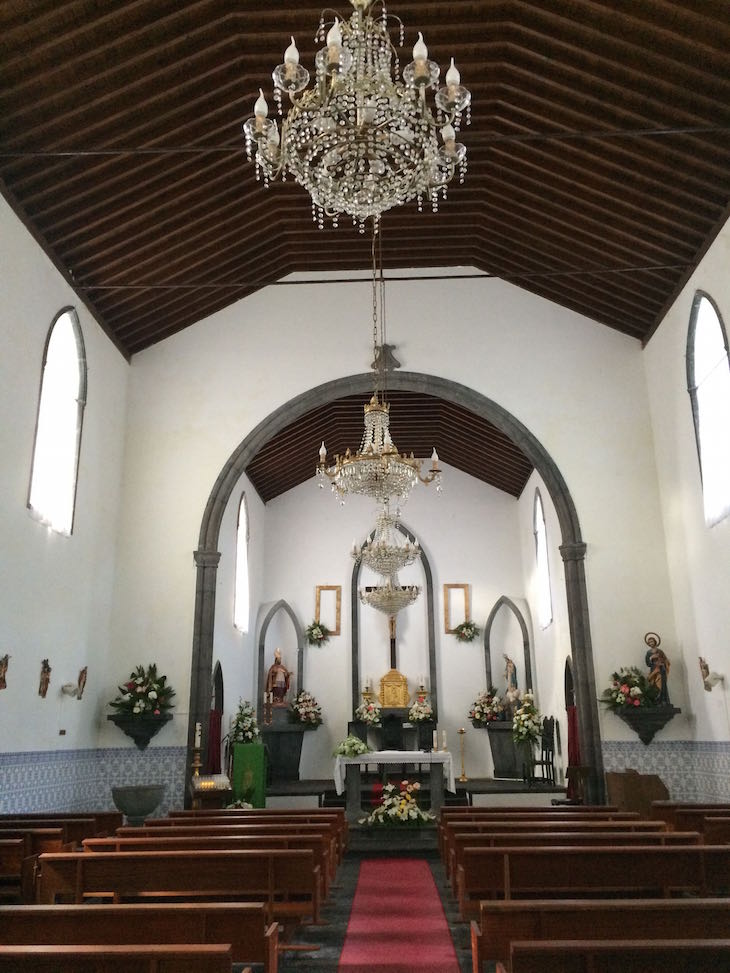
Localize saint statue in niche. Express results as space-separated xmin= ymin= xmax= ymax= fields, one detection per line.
xmin=645 ymin=632 xmax=670 ymax=704
xmin=504 ymin=654 xmax=518 ymax=691
xmin=266 ymin=649 xmax=291 ymax=705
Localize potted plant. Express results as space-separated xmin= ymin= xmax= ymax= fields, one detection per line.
xmin=229 ymin=698 xmax=260 ymax=743
xmin=512 ymin=691 xmax=542 ymax=778
xmin=359 ymin=779 xmax=434 ymax=827
xmin=107 ymin=663 xmax=175 ymax=750
xmin=468 ymin=688 xmax=504 ymax=727
xmin=333 ymin=734 xmax=372 ymax=758
xmin=289 ymin=689 xmax=323 ymax=728
xmin=354 ymin=699 xmax=382 ymax=725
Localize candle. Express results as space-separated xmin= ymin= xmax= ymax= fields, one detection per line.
xmin=432 ymin=729 xmax=438 ymax=750
xmin=327 ymin=18 xmax=342 ymax=68
xmin=284 ymin=36 xmax=299 ymax=81
xmin=412 ymin=32 xmax=429 ymax=82
xmin=442 ymin=729 xmax=447 ymax=751
xmin=194 ymin=722 xmax=201 ymax=749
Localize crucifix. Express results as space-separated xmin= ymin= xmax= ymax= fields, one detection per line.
xmin=388 ymin=615 xmax=397 ymax=670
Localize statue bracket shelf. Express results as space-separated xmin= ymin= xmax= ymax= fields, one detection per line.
xmin=614 ymin=704 xmax=681 ymax=745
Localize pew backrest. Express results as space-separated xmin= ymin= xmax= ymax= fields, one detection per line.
xmin=509 ymin=938 xmax=730 ymax=973
xmin=0 ymin=943 xmax=234 ymax=972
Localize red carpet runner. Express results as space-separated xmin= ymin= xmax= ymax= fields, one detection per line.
xmin=338 ymin=858 xmax=460 ymax=973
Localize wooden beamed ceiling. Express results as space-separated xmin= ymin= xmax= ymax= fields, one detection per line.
xmin=1 ymin=0 xmax=729 ymax=500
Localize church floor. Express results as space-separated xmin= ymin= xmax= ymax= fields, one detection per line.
xmin=275 ymin=851 xmax=473 ymax=973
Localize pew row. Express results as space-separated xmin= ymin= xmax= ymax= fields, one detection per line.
xmin=455 ymin=844 xmax=730 ymax=919
xmin=650 ymin=800 xmax=730 ymax=831
xmin=0 ymin=902 xmax=277 ymax=972
xmin=509 ymin=939 xmax=730 ymax=973
xmin=37 ymin=848 xmax=321 ymax=926
xmin=0 ymin=943 xmax=235 ymax=972
xmin=0 ymin=811 xmax=122 ymax=835
xmin=705 ymin=817 xmax=730 ymax=844
xmin=470 ymin=898 xmax=730 ymax=973
xmin=448 ymin=829 xmax=701 ymax=893
xmin=84 ymin=833 xmax=334 ymax=899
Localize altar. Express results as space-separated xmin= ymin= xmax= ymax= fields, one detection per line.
xmin=334 ymin=749 xmax=455 ymax=822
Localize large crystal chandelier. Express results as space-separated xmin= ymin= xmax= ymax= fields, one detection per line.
xmin=354 ymin=501 xmax=422 ymax=617
xmin=243 ymin=0 xmax=471 ymax=228
xmin=360 ymin=574 xmax=421 ymax=616
xmin=316 ymin=229 xmax=441 ymax=503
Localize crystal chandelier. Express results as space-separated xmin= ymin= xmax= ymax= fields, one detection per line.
xmin=316 ymin=229 xmax=441 ymax=503
xmin=352 ymin=501 xmax=421 ymax=575
xmin=242 ymin=0 xmax=471 ymax=228
xmin=360 ymin=574 xmax=421 ymax=616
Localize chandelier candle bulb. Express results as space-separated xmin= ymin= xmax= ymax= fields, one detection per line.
xmin=431 ymin=448 xmax=439 ymax=469
xmin=284 ymin=36 xmax=300 ymax=81
xmin=446 ymin=57 xmax=461 ymax=89
xmin=412 ymin=32 xmax=430 ymax=83
xmin=254 ymin=88 xmax=268 ymax=132
xmin=327 ymin=18 xmax=342 ymax=67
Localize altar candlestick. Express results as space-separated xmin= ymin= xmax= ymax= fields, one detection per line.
xmin=442 ymin=729 xmax=448 ymax=751
xmin=432 ymin=729 xmax=438 ymax=751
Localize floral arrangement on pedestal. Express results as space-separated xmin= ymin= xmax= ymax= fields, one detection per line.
xmin=333 ymin=734 xmax=372 ymax=757
xmin=230 ymin=698 xmax=260 ymax=743
xmin=305 ymin=621 xmax=331 ymax=645
xmin=290 ymin=689 xmax=323 ymax=726
xmin=453 ymin=620 xmax=480 ymax=643
xmin=512 ymin=691 xmax=541 ymax=745
xmin=108 ymin=663 xmax=175 ymax=717
xmin=599 ymin=666 xmax=660 ymax=711
xmin=225 ymin=799 xmax=253 ymax=809
xmin=469 ymin=689 xmax=505 ymax=726
xmin=408 ymin=697 xmax=434 ymax=722
xmin=359 ymin=779 xmax=435 ymax=827
xmin=354 ymin=699 xmax=382 ymax=725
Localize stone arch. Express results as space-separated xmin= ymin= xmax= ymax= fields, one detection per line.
xmin=256 ymin=599 xmax=304 ymax=705
xmin=483 ymin=596 xmax=532 ymax=694
xmin=351 ymin=520 xmax=438 ymax=719
xmin=188 ymin=371 xmax=604 ymax=803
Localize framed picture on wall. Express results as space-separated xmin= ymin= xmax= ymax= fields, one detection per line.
xmin=315 ymin=585 xmax=341 ymax=636
xmin=443 ymin=583 xmax=470 ymax=634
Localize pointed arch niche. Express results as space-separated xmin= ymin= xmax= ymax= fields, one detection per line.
xmin=256 ymin=600 xmax=305 ymax=704
xmin=189 ymin=372 xmax=604 ymax=803
xmin=483 ymin=596 xmax=532 ymax=695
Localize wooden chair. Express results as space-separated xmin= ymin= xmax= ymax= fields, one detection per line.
xmin=530 ymin=716 xmax=555 ymax=786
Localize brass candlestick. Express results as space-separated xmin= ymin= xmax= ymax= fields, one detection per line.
xmin=457 ymin=727 xmax=468 ymax=782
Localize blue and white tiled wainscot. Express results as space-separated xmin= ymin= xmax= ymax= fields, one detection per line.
xmin=602 ymin=740 xmax=730 ymax=803
xmin=0 ymin=746 xmax=187 ymax=816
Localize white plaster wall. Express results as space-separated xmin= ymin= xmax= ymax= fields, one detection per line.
xmin=109 ymin=262 xmax=678 ymax=760
xmin=260 ymin=463 xmax=524 ymax=779
xmin=643 ymin=218 xmax=730 ymax=742
xmin=0 ymin=196 xmax=129 ymax=753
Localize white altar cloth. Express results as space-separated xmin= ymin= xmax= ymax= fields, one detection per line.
xmin=333 ymin=749 xmax=455 ymax=795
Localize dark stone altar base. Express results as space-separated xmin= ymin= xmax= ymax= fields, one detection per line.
xmin=267 ymin=776 xmax=566 ymax=804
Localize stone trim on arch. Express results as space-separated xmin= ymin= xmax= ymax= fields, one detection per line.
xmin=188 ymin=371 xmax=604 ymax=804
xmin=351 ymin=520 xmax=437 ymax=720
xmin=483 ymin=595 xmax=532 ymax=694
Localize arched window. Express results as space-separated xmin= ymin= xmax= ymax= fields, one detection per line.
xmin=233 ymin=492 xmax=250 ymax=632
xmin=28 ymin=308 xmax=86 ymax=535
xmin=533 ymin=489 xmax=553 ymax=628
xmin=687 ymin=292 xmax=730 ymax=527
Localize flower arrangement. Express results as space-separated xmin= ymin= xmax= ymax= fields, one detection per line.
xmin=512 ymin=691 xmax=542 ymax=745
xmin=229 ymin=698 xmax=260 ymax=743
xmin=108 ymin=663 xmax=175 ymax=717
xmin=360 ymin=779 xmax=435 ymax=827
xmin=469 ymin=688 xmax=504 ymax=725
xmin=290 ymin=689 xmax=323 ymax=726
xmin=599 ymin=666 xmax=660 ymax=711
xmin=408 ymin=697 xmax=434 ymax=722
xmin=453 ymin=620 xmax=480 ymax=642
xmin=333 ymin=734 xmax=372 ymax=757
xmin=225 ymin=799 xmax=252 ymax=809
xmin=305 ymin=621 xmax=330 ymax=645
xmin=354 ymin=699 xmax=382 ymax=725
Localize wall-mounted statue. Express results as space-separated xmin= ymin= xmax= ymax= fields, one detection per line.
xmin=266 ymin=648 xmax=291 ymax=705
xmin=645 ymin=632 xmax=670 ymax=704
xmin=0 ymin=654 xmax=9 ymax=690
xmin=38 ymin=659 xmax=51 ymax=698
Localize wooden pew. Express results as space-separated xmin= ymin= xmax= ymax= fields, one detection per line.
xmin=448 ymin=829 xmax=701 ymax=893
xmin=171 ymin=807 xmax=349 ymax=856
xmin=471 ymin=898 xmax=730 ymax=972
xmin=0 ymin=838 xmax=26 ymax=901
xmin=509 ymin=938 xmax=730 ymax=973
xmin=0 ymin=817 xmax=98 ymax=846
xmin=456 ymin=845 xmax=730 ymax=920
xmin=84 ymin=833 xmax=334 ymax=899
xmin=650 ymin=800 xmax=730 ymax=831
xmin=120 ymin=822 xmax=339 ymax=871
xmin=440 ymin=816 xmax=666 ymax=865
xmin=0 ymin=826 xmax=68 ymax=854
xmin=156 ymin=812 xmax=347 ymax=862
xmin=705 ymin=817 xmax=730 ymax=844
xmin=0 ymin=943 xmax=235 ymax=972
xmin=440 ymin=805 xmax=620 ymax=816
xmin=673 ymin=806 xmax=730 ymax=834
xmin=37 ymin=848 xmax=321 ymax=926
xmin=0 ymin=902 xmax=277 ymax=972
xmin=0 ymin=811 xmax=122 ymax=835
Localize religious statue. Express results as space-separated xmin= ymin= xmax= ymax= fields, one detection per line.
xmin=266 ymin=649 xmax=291 ymax=705
xmin=38 ymin=658 xmax=51 ymax=698
xmin=503 ymin=654 xmax=520 ymax=717
xmin=645 ymin=632 xmax=670 ymax=704
xmin=77 ymin=666 xmax=88 ymax=700
xmin=0 ymin=654 xmax=9 ymax=690
xmin=504 ymin=654 xmax=518 ymax=691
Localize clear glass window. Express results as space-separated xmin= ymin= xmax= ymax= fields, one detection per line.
xmin=534 ymin=489 xmax=553 ymax=628
xmin=687 ymin=293 xmax=730 ymax=527
xmin=28 ymin=309 xmax=86 ymax=535
xmin=233 ymin=492 xmax=250 ymax=631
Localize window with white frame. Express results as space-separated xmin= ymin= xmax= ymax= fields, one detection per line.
xmin=28 ymin=308 xmax=86 ymax=535
xmin=533 ymin=489 xmax=553 ymax=628
xmin=233 ymin=492 xmax=250 ymax=631
xmin=687 ymin=292 xmax=730 ymax=527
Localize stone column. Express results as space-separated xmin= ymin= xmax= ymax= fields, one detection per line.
xmin=560 ymin=541 xmax=605 ymax=805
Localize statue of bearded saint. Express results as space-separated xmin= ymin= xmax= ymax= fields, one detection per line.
xmin=266 ymin=649 xmax=291 ymax=705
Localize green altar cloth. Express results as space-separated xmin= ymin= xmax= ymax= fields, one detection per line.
xmin=232 ymin=742 xmax=267 ymax=807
